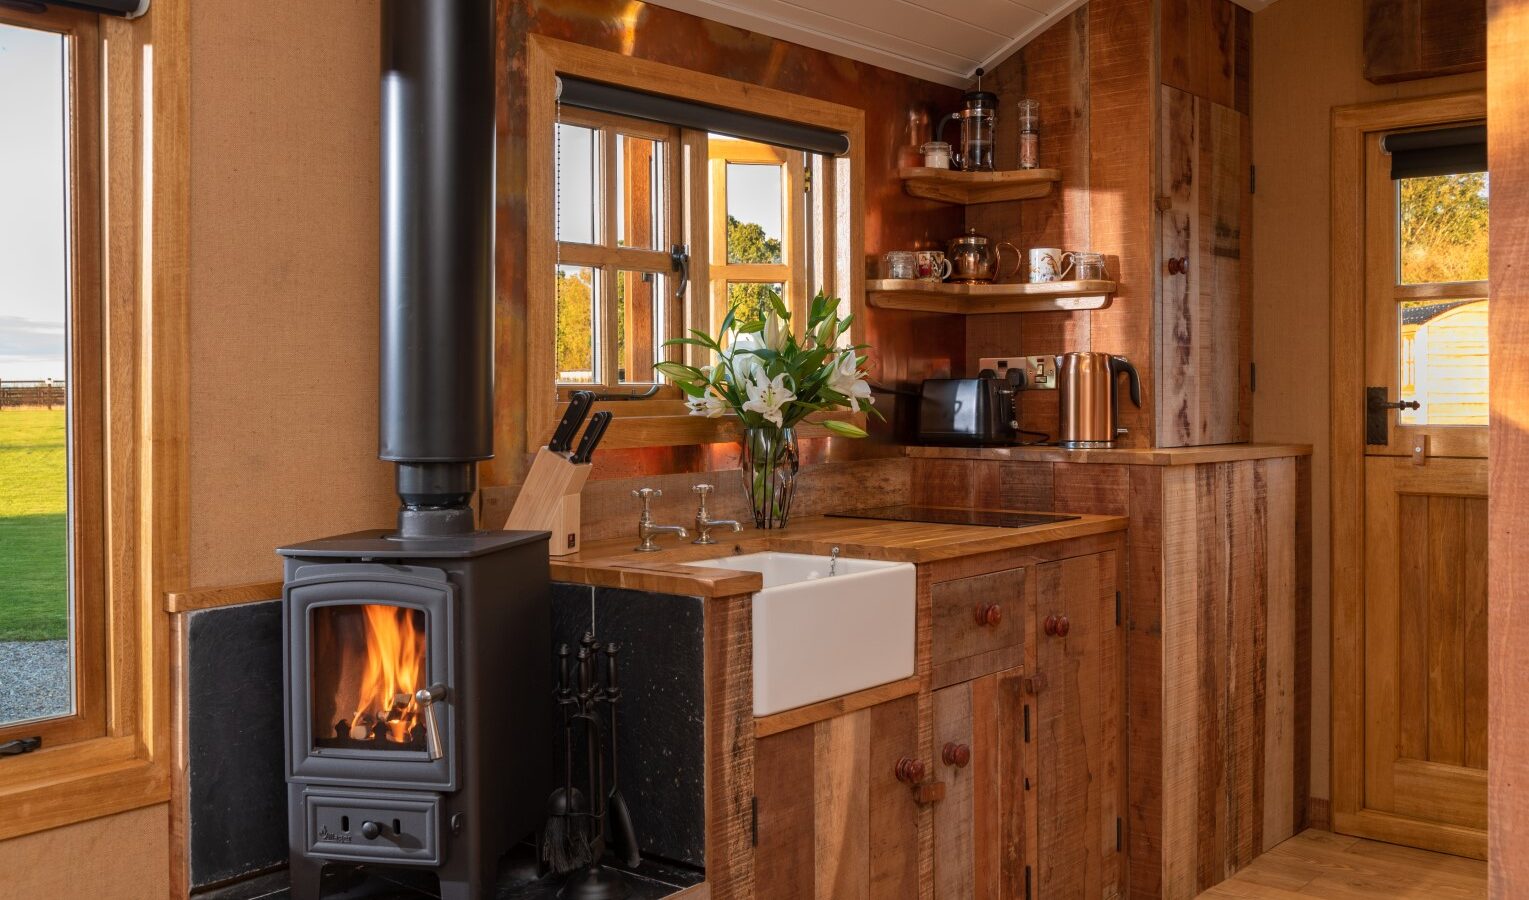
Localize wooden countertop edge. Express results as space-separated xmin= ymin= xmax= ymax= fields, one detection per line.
xmin=546 ymin=558 xmax=763 ymax=598
xmin=905 ymin=442 xmax=1314 ymax=465
xmin=754 ymin=675 xmax=922 ymax=738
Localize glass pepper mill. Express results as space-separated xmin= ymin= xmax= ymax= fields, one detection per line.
xmin=940 ymin=67 xmax=997 ymax=172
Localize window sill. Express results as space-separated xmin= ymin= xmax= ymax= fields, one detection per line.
xmin=0 ymin=736 xmax=169 ymax=841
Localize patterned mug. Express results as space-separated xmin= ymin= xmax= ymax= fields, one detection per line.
xmin=1028 ymin=247 xmax=1067 ymax=283
xmin=915 ymin=250 xmax=953 ymax=282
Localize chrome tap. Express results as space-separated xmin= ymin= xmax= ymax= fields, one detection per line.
xmin=632 ymin=487 xmax=688 ymax=552
xmin=691 ymin=484 xmax=743 ymax=545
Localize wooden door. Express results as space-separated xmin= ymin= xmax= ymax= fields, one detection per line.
xmin=1033 ymin=552 xmax=1123 ymax=899
xmin=753 ymin=695 xmax=921 ymax=899
xmin=1157 ymin=84 xmax=1252 ymax=448
xmin=930 ymin=667 xmax=1029 ymax=900
xmin=1332 ymin=93 xmax=1489 ymax=860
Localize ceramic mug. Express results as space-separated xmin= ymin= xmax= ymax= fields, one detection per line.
xmin=915 ymin=250 xmax=953 ymax=282
xmin=1028 ymin=247 xmax=1067 ymax=283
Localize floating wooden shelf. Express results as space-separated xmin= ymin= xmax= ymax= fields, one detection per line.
xmin=899 ymin=167 xmax=1061 ymax=204
xmin=866 ymin=279 xmax=1116 ymax=315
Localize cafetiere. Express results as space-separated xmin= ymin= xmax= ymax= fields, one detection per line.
xmin=940 ymin=67 xmax=997 ymax=172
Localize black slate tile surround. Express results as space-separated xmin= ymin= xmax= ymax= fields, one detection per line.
xmin=548 ymin=583 xmax=708 ymax=869
xmin=185 ymin=583 xmax=704 ymax=898
xmin=187 ymin=600 xmax=288 ymax=889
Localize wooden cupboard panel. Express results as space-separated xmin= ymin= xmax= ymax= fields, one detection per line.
xmin=1035 ymin=551 xmax=1122 ymax=900
xmin=930 ymin=568 xmax=1026 ymax=675
xmin=1160 ymin=0 xmax=1247 ymax=112
xmin=930 ymin=667 xmax=1028 ymax=900
xmin=1364 ymin=0 xmax=1485 ymax=84
xmin=1158 ymin=85 xmax=1250 ymax=449
xmin=753 ymin=696 xmax=920 ymax=900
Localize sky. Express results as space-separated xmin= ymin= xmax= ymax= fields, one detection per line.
xmin=0 ymin=23 xmax=68 ymax=383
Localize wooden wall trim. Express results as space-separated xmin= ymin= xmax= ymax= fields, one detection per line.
xmin=1327 ymin=89 xmax=1485 ymax=830
xmin=164 ymin=581 xmax=283 ymax=614
xmin=1488 ymin=3 xmax=1529 ymax=893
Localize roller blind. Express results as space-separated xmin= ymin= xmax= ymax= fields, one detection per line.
xmin=1383 ymin=124 xmax=1487 ymax=179
xmin=556 ymin=76 xmax=850 ymax=158
xmin=42 ymin=0 xmax=149 ymax=16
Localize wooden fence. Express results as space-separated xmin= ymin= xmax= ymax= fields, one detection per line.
xmin=0 ymin=380 xmax=67 ymax=410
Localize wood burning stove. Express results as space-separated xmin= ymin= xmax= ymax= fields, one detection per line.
xmin=279 ymin=532 xmax=551 ymax=899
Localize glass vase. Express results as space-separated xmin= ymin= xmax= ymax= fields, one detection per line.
xmin=740 ymin=425 xmax=799 ymax=530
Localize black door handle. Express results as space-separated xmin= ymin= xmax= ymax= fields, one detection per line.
xmin=1366 ymin=386 xmax=1420 ymax=445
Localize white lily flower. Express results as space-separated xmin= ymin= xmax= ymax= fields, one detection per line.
xmin=764 ymin=312 xmax=789 ymax=352
xmin=727 ymin=331 xmax=762 ymax=387
xmin=828 ymin=352 xmax=874 ymax=406
xmin=742 ymin=369 xmax=796 ymax=427
xmin=686 ymin=391 xmax=727 ymax=419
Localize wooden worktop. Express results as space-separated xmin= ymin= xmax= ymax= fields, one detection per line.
xmin=906 ymin=441 xmax=1312 ymax=466
xmin=549 ymin=512 xmax=1128 ymax=596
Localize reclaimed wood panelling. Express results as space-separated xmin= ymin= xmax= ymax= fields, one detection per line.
xmin=1160 ymin=0 xmax=1248 ymax=113
xmin=1364 ymin=0 xmax=1486 ymax=84
xmin=1158 ymin=85 xmax=1250 ymax=448
xmin=911 ymin=453 xmax=1310 ymax=898
xmin=1489 ymin=5 xmax=1529 ymax=854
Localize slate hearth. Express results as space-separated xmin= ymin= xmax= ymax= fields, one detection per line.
xmin=194 ymin=844 xmax=702 ymax=899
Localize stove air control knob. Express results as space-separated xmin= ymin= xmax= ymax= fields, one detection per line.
xmin=361 ymin=820 xmax=382 ymax=840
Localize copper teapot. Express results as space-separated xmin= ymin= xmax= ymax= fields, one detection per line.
xmin=946 ymin=228 xmax=1021 ymax=284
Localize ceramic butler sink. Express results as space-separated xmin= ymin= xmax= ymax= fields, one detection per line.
xmin=691 ymin=551 xmax=916 ymax=716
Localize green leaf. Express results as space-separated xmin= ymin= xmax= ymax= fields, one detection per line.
xmin=821 ymin=420 xmax=868 ymax=438
xmin=654 ymin=361 xmax=702 ymax=383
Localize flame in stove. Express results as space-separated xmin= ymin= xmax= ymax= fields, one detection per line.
xmin=347 ymin=604 xmax=426 ymax=744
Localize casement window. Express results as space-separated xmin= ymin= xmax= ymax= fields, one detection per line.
xmin=0 ymin=6 xmax=106 ymax=752
xmin=527 ymin=38 xmax=865 ymax=451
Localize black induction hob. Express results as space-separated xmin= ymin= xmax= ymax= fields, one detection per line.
xmin=826 ymin=505 xmax=1081 ymax=529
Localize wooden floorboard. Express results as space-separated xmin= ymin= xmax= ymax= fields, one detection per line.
xmin=1196 ymin=829 xmax=1486 ymax=899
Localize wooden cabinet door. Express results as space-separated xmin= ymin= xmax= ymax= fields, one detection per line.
xmin=753 ymin=695 xmax=921 ymax=900
xmin=1033 ymin=551 xmax=1123 ymax=900
xmin=931 ymin=667 xmax=1029 ymax=900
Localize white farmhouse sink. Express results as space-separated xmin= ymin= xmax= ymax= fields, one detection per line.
xmin=691 ymin=551 xmax=916 ymax=715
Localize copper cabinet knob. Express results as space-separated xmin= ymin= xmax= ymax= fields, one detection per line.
xmin=975 ymin=604 xmax=1003 ymax=627
xmin=1167 ymin=256 xmax=1189 ymax=275
xmin=942 ymin=742 xmax=971 ymax=768
xmin=895 ymin=756 xmax=928 ymax=785
xmin=1044 ymin=614 xmax=1071 ymax=637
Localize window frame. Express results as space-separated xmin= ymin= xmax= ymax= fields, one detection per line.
xmin=0 ymin=0 xmax=186 ymax=841
xmin=0 ymin=4 xmax=107 ymax=750
xmin=553 ymin=107 xmax=685 ymax=397
xmin=707 ymin=138 xmax=805 ymax=332
xmin=522 ymin=35 xmax=866 ymax=453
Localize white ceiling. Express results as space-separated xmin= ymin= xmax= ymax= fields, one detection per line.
xmin=644 ymin=0 xmax=1280 ymax=88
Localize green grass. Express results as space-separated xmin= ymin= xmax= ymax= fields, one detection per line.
xmin=0 ymin=409 xmax=68 ymax=641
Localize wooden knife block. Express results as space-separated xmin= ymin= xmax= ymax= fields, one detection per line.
xmin=505 ymin=447 xmax=591 ymax=556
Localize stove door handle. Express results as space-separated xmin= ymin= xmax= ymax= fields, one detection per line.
xmin=414 ymin=683 xmax=448 ymax=761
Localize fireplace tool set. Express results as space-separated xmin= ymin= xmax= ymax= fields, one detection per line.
xmin=544 ymin=633 xmax=642 ymax=899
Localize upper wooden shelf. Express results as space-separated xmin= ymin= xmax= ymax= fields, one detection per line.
xmin=866 ymin=279 xmax=1115 ymax=315
xmin=899 ymin=167 xmax=1061 ymax=205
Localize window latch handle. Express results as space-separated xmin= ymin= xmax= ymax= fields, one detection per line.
xmin=0 ymin=737 xmax=41 ymax=757
xmin=670 ymin=243 xmax=690 ymax=300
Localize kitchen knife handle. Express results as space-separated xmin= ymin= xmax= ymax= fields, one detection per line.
xmin=572 ymin=411 xmax=613 ymax=464
xmin=550 ymin=390 xmax=596 ymax=453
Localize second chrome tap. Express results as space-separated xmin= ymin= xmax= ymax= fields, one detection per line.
xmin=691 ymin=484 xmax=743 ymax=545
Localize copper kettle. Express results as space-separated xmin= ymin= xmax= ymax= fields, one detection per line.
xmin=946 ymin=228 xmax=1021 ymax=284
xmin=1054 ymin=352 xmax=1142 ymax=447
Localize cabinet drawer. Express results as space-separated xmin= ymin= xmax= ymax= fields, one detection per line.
xmin=931 ymin=568 xmax=1026 ymax=681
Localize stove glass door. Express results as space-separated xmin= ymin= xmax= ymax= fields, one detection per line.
xmin=310 ymin=603 xmax=430 ymax=754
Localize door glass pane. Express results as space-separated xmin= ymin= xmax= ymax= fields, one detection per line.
xmin=555 ymin=123 xmax=598 ymax=245
xmin=725 ymin=282 xmax=785 ymax=325
xmin=1398 ymin=172 xmax=1489 ymax=284
xmin=616 ymin=270 xmax=666 ymax=384
xmin=0 ymin=23 xmax=72 ymax=728
xmin=556 ymin=265 xmax=598 ymax=384
xmin=311 ymin=604 xmax=429 ymax=752
xmin=1398 ymin=298 xmax=1489 ymax=425
xmin=616 ymin=134 xmax=664 ymax=251
xmin=725 ymin=163 xmax=784 ymax=264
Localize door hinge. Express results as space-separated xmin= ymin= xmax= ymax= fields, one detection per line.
xmin=1025 ymin=865 xmax=1033 ymax=900
xmin=1115 ymin=590 xmax=1122 ymax=627
xmin=804 ymin=168 xmax=813 ymax=194
xmin=1250 ymin=361 xmax=1257 ymax=393
xmin=0 ymin=736 xmax=41 ymax=757
xmin=1249 ymin=164 xmax=1256 ymax=194
xmin=1023 ymin=704 xmax=1031 ymax=743
xmin=1116 ymin=816 xmax=1123 ymax=851
xmin=750 ymin=796 xmax=758 ymax=846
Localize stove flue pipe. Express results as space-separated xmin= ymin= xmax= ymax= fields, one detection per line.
xmin=380 ymin=0 xmax=495 ymax=538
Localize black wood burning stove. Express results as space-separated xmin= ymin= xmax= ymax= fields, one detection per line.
xmin=278 ymin=533 xmax=550 ymax=900
xmin=277 ymin=0 xmax=551 ymax=897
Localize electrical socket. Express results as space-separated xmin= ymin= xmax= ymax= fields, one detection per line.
xmin=978 ymin=355 xmax=1056 ymax=390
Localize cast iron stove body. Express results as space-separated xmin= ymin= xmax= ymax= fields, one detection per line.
xmin=279 ymin=531 xmax=550 ymax=900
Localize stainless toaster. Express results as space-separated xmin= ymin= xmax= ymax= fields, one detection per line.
xmin=917 ymin=377 xmax=1019 ymax=446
